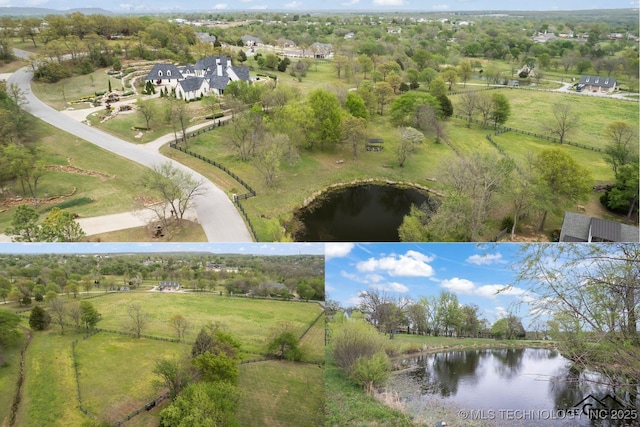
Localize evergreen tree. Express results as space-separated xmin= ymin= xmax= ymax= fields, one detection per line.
xmin=29 ymin=305 xmax=51 ymax=331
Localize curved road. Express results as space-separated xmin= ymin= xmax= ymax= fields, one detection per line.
xmin=7 ymin=64 xmax=252 ymax=242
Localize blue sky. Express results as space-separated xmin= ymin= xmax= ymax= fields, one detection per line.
xmin=0 ymin=0 xmax=635 ymax=12
xmin=325 ymin=242 xmax=538 ymax=327
xmin=0 ymin=242 xmax=324 ymax=256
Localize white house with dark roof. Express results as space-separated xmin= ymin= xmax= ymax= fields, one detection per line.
xmin=145 ymin=55 xmax=250 ymax=99
xmin=147 ymin=63 xmax=182 ymax=85
xmin=577 ymin=75 xmax=617 ymax=93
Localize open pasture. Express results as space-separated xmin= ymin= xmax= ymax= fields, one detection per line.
xmin=88 ymin=292 xmax=324 ymax=355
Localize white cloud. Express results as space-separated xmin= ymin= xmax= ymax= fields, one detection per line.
xmin=250 ymin=5 xmax=269 ymax=8
xmin=495 ymin=306 xmax=509 ymax=318
xmin=326 ymin=284 xmax=336 ymax=292
xmin=284 ymin=0 xmax=302 ymax=7
xmin=325 ymin=243 xmax=354 ymax=260
xmin=466 ymin=253 xmax=505 ymax=265
xmin=356 ymin=251 xmax=435 ymax=277
xmin=366 ymin=274 xmax=385 ymax=283
xmin=341 ymin=0 xmax=360 ymax=4
xmin=440 ymin=277 xmax=475 ymax=294
xmin=212 ymin=3 xmax=229 ymax=8
xmin=373 ymin=0 xmax=404 ymax=5
xmin=432 ymin=4 xmax=449 ymax=9
xmin=370 ymin=282 xmax=409 ymax=293
xmin=476 ymin=284 xmax=527 ymax=298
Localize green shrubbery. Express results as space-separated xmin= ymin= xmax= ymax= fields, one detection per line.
xmin=330 ymin=313 xmax=392 ymax=393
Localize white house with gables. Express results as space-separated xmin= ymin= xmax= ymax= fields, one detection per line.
xmin=145 ymin=55 xmax=250 ymax=100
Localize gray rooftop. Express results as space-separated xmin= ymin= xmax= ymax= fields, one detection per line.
xmin=560 ymin=212 xmax=639 ymax=242
xmin=579 ymin=75 xmax=617 ymax=88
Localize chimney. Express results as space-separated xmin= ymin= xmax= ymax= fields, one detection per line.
xmin=216 ymin=58 xmax=222 ymax=76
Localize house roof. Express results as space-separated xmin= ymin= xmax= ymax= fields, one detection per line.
xmin=178 ymin=77 xmax=206 ymax=93
xmin=230 ymin=66 xmax=250 ymax=81
xmin=560 ymin=212 xmax=639 ymax=242
xmin=241 ymin=35 xmax=262 ymax=44
xmin=209 ymin=75 xmax=230 ymax=90
xmin=196 ymin=32 xmax=216 ymax=44
xmin=195 ymin=55 xmax=231 ymax=73
xmin=579 ymin=75 xmax=617 ymax=88
xmin=146 ymin=63 xmax=182 ymax=80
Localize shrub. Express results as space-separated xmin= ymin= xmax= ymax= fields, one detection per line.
xmin=43 ymin=197 xmax=93 ymax=212
xmin=331 ymin=316 xmax=386 ymax=375
xmin=33 ymin=62 xmax=71 ymax=83
xmin=29 ymin=305 xmax=51 ymax=331
xmin=349 ymin=352 xmax=391 ymax=394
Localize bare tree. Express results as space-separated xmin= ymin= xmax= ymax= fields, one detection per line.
xmin=457 ymin=91 xmax=478 ymax=127
xmin=169 ymin=314 xmax=190 ymax=342
xmin=126 ymin=303 xmax=150 ymax=338
xmin=141 ymin=162 xmax=205 ymax=227
xmin=548 ymin=103 xmax=579 ymax=144
xmin=136 ymin=98 xmax=157 ymax=130
xmin=49 ymin=298 xmax=67 ymax=334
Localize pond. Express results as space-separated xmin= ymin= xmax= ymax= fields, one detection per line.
xmin=388 ymin=348 xmax=639 ymax=427
xmin=291 ymin=183 xmax=436 ymax=242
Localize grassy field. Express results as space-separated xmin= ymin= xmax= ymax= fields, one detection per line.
xmin=161 ymin=85 xmax=634 ymax=241
xmin=85 ymin=292 xmax=324 ymax=355
xmin=238 ymin=360 xmax=324 ymax=427
xmin=75 ymin=333 xmax=186 ymax=424
xmin=3 ymin=292 xmax=325 ymax=426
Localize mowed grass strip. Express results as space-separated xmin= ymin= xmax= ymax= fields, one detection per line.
xmin=237 ymin=361 xmax=324 ymax=427
xmin=0 ymin=329 xmax=27 ymax=426
xmin=75 ymin=333 xmax=187 ymax=424
xmin=14 ymin=330 xmax=89 ymax=427
xmin=299 ymin=312 xmax=325 ymax=363
xmin=89 ymin=292 xmax=324 ymax=355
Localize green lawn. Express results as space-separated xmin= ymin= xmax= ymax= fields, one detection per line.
xmin=13 ymin=330 xmax=91 ymax=427
xmin=238 ymin=361 xmax=324 ymax=427
xmin=300 ymin=312 xmax=326 ymax=363
xmin=0 ymin=119 xmax=150 ymax=233
xmin=87 ymin=292 xmax=324 ymax=355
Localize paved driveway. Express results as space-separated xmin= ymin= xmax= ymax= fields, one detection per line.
xmin=6 ymin=66 xmax=252 ymax=242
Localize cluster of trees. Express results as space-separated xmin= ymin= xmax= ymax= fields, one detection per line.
xmin=154 ymin=324 xmax=243 ymax=426
xmin=26 ymin=297 xmax=100 ymax=334
xmin=399 ymin=146 xmax=593 ymax=241
xmin=0 ymin=83 xmax=41 ymax=205
xmin=0 ymin=253 xmax=325 ymax=303
xmin=602 ymin=121 xmax=639 ymax=219
xmin=6 ymin=205 xmax=85 ymax=242
xmin=352 ymin=289 xmax=524 ymax=340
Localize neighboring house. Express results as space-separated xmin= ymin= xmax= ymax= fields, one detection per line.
xmin=310 ymin=42 xmax=333 ymax=58
xmin=241 ymin=35 xmax=262 ymax=46
xmin=576 ymin=75 xmax=617 ymax=93
xmin=559 ymin=212 xmax=639 ymax=242
xmin=147 ymin=63 xmax=182 ymax=85
xmin=276 ymin=37 xmax=296 ymax=47
xmin=145 ymin=55 xmax=250 ymax=99
xmin=158 ymin=281 xmax=181 ymax=291
xmin=196 ymin=32 xmax=216 ymax=45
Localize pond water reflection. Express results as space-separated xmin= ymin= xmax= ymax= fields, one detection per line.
xmin=390 ymin=348 xmax=639 ymax=427
xmin=292 ymin=184 xmax=435 ymax=241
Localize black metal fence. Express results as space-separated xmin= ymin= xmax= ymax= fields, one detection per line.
xmin=169 ymin=130 xmax=259 ymax=241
